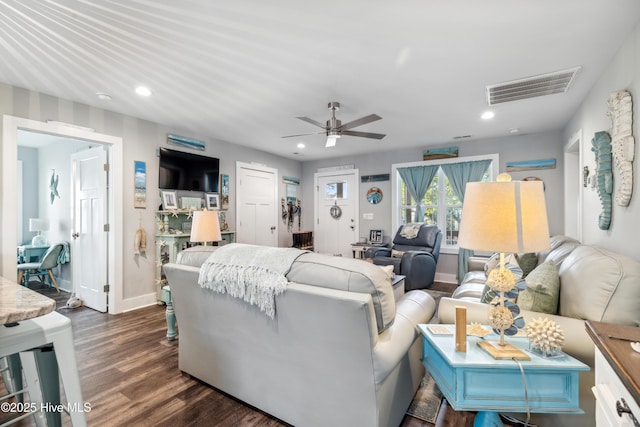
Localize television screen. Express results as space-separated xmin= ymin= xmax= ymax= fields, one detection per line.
xmin=159 ymin=147 xmax=220 ymax=192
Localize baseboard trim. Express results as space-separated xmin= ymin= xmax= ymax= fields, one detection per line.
xmin=118 ymin=293 xmax=158 ymax=313
xmin=435 ymin=272 xmax=457 ymax=284
xmin=56 ymin=278 xmax=72 ymax=293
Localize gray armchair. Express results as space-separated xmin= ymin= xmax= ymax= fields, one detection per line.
xmin=17 ymin=243 xmax=64 ymax=292
xmin=366 ymin=224 xmax=442 ymax=290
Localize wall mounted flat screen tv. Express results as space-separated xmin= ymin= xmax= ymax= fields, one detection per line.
xmin=159 ymin=147 xmax=220 ymax=192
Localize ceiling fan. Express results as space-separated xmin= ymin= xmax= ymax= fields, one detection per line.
xmin=282 ymin=102 xmax=386 ymax=147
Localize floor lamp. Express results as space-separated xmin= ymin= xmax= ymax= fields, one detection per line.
xmin=457 ymin=173 xmax=550 ymax=359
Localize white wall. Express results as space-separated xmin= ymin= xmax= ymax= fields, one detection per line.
xmin=563 ymin=21 xmax=640 ymax=259
xmin=35 ymin=138 xmax=93 ymax=291
xmin=17 ymin=146 xmax=38 ymax=244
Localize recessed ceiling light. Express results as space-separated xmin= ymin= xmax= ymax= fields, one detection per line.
xmin=296 ymin=142 xmax=305 ymax=149
xmin=481 ymin=111 xmax=495 ymax=120
xmin=135 ymin=86 xmax=152 ymax=97
xmin=509 ymin=128 xmax=520 ymax=134
xmin=96 ymin=92 xmax=112 ymax=101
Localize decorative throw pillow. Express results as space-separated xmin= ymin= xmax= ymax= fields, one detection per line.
xmin=517 ymin=260 xmax=560 ymax=314
xmin=378 ymin=265 xmax=394 ymax=280
xmin=515 ymin=252 xmax=538 ymax=278
xmin=481 ymin=285 xmax=497 ymax=304
xmin=484 ymin=253 xmax=520 ymax=277
xmin=391 ymin=249 xmax=405 ymax=258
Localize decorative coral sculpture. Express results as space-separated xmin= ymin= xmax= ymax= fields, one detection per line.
xmin=525 ymin=317 xmax=565 ymax=357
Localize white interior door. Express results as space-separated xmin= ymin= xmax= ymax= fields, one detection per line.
xmin=236 ymin=162 xmax=278 ymax=246
xmin=71 ymin=146 xmax=107 ymax=312
xmin=314 ymin=170 xmax=359 ymax=256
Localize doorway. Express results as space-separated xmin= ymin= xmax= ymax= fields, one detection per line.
xmin=2 ymin=115 xmax=124 ymax=314
xmin=71 ymin=146 xmax=108 ymax=312
xmin=235 ymin=161 xmax=278 ymax=246
xmin=564 ymin=129 xmax=583 ymax=242
xmin=314 ymin=169 xmax=359 ymax=256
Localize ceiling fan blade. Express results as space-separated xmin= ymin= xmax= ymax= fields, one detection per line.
xmin=342 ymin=130 xmax=386 ymax=140
xmin=281 ymin=131 xmax=323 ymax=138
xmin=296 ymin=116 xmax=327 ymax=129
xmin=339 ymin=114 xmax=382 ymax=131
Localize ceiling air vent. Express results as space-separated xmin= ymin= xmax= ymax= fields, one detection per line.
xmin=486 ymin=67 xmax=581 ymax=105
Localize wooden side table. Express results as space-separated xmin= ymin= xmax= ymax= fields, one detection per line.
xmin=418 ymin=324 xmax=589 ymax=425
xmin=350 ymin=243 xmax=388 ymax=259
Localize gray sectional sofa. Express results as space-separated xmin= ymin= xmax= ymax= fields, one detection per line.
xmin=438 ymin=235 xmax=640 ymax=427
xmin=163 ymin=244 xmax=436 ymax=427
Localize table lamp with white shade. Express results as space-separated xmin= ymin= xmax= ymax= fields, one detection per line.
xmin=29 ymin=218 xmax=50 ymax=246
xmin=190 ymin=210 xmax=221 ymax=246
xmin=457 ymin=173 xmax=550 ymax=359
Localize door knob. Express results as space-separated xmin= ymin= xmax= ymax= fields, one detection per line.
xmin=71 ymin=232 xmax=80 ymax=239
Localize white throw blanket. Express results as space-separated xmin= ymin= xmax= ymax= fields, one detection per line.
xmin=198 ymin=243 xmax=305 ymax=318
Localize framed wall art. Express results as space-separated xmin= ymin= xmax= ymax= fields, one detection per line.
xmin=161 ymin=191 xmax=178 ymax=210
xmin=134 ymin=160 xmax=146 ymax=208
xmin=369 ymin=229 xmax=383 ymax=244
xmin=206 ymin=193 xmax=220 ymax=210
xmin=220 ymin=174 xmax=229 ymax=210
xmin=181 ymin=197 xmax=202 ymax=210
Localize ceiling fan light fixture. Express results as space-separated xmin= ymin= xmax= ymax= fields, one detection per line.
xmin=326 ymin=133 xmax=340 ymax=148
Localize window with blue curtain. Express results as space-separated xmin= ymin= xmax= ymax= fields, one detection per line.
xmin=395 ymin=154 xmax=497 ymax=281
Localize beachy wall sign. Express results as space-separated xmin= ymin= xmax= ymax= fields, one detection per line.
xmin=506 ymin=158 xmax=556 ymax=172
xmin=423 ymin=146 xmax=459 ymax=161
xmin=167 ymin=133 xmax=205 ymax=151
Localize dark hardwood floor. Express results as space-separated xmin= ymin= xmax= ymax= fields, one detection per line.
xmin=1 ymin=281 xmax=490 ymax=427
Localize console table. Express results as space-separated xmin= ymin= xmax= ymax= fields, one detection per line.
xmin=155 ymin=210 xmax=235 ymax=304
xmin=418 ymin=324 xmax=589 ymax=425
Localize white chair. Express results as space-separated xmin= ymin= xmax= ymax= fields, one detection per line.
xmin=0 ymin=311 xmax=86 ymax=426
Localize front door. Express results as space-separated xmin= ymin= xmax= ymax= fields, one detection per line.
xmin=236 ymin=162 xmax=278 ymax=246
xmin=71 ymin=146 xmax=108 ymax=312
xmin=314 ymin=170 xmax=359 ymax=256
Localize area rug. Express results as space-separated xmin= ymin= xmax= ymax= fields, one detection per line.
xmin=406 ymin=370 xmax=443 ymax=424
xmin=424 ymin=289 xmax=451 ymax=306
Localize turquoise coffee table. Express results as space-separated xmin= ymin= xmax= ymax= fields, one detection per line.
xmin=418 ymin=324 xmax=589 ymax=426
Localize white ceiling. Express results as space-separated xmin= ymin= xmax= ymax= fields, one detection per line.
xmin=1 ymin=1 xmax=639 ymax=161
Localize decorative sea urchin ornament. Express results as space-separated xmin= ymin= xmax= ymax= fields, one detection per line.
xmin=525 ymin=317 xmax=566 ymax=357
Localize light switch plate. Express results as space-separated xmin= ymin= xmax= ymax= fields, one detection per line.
xmin=363 ymin=213 xmax=374 ymax=220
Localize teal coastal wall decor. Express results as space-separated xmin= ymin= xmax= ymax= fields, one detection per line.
xmin=591 ymin=131 xmax=613 ymax=230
